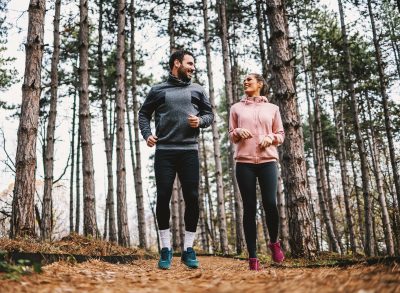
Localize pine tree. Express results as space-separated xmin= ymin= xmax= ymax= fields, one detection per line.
xmin=10 ymin=0 xmax=46 ymax=239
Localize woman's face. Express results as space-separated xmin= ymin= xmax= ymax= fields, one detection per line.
xmin=243 ymin=75 xmax=262 ymax=97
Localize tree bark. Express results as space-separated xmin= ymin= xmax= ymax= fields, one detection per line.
xmin=11 ymin=0 xmax=46 ymax=239
xmin=201 ymin=132 xmax=217 ymax=252
xmin=203 ymin=0 xmax=227 ymax=251
xmin=337 ymin=0 xmax=374 ymax=256
xmin=69 ymin=89 xmax=77 ymax=234
xmin=309 ymin=55 xmax=340 ymax=253
xmin=75 ymin=127 xmax=81 ymax=233
xmin=217 ymin=0 xmax=242 ymax=255
xmin=115 ymin=0 xmax=130 ymax=246
xmin=349 ymin=148 xmax=365 ymax=251
xmin=367 ymin=0 xmax=400 ymax=218
xmin=365 ymin=95 xmax=395 ymax=256
xmin=277 ymin=167 xmax=290 ymax=252
xmin=265 ymin=0 xmax=315 ymax=258
xmin=79 ymin=0 xmax=98 ymax=237
xmin=41 ymin=0 xmax=61 ymax=241
xmin=198 ymin=134 xmax=208 ymax=252
xmin=178 ymin=182 xmax=185 ymax=250
xmin=130 ymin=0 xmax=147 ymax=249
xmin=330 ymin=84 xmax=357 ymax=254
xmin=255 ymin=0 xmax=269 ymax=81
xmin=171 ymin=179 xmax=180 ymax=251
xmin=168 ymin=0 xmax=176 ymax=52
xmin=98 ymin=0 xmax=117 ymax=243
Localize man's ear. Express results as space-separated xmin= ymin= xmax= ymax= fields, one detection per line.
xmin=174 ymin=59 xmax=181 ymax=68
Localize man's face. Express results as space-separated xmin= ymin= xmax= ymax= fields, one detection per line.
xmin=176 ymin=54 xmax=195 ymax=82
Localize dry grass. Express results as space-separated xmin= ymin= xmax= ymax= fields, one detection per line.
xmin=0 ymin=237 xmax=399 ymax=292
xmin=0 ymin=234 xmax=148 ymax=257
xmin=0 ymin=256 xmax=399 ymax=292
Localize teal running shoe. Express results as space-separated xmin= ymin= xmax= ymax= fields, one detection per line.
xmin=181 ymin=247 xmax=199 ymax=269
xmin=158 ymin=247 xmax=173 ymax=270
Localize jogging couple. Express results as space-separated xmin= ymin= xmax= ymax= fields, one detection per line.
xmin=139 ymin=49 xmax=285 ymax=271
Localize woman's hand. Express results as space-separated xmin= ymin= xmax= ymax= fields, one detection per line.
xmin=259 ymin=136 xmax=273 ymax=148
xmin=236 ymin=128 xmax=253 ymax=139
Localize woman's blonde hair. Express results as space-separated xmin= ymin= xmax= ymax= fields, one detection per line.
xmin=249 ymin=73 xmax=268 ymax=96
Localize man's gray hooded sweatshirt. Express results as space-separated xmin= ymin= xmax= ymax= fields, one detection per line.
xmin=139 ymin=74 xmax=214 ymax=150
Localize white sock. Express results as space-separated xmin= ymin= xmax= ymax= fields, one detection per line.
xmin=159 ymin=229 xmax=171 ymax=250
xmin=184 ymin=231 xmax=196 ymax=251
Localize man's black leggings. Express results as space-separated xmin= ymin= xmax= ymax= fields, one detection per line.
xmin=236 ymin=161 xmax=279 ymax=258
xmin=155 ymin=149 xmax=199 ymax=232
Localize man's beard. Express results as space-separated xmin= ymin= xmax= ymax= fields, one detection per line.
xmin=177 ymin=66 xmax=192 ymax=82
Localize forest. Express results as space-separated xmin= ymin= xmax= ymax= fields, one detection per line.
xmin=0 ymin=0 xmax=399 ymax=291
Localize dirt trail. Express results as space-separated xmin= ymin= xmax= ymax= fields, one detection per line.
xmin=1 ymin=256 xmax=399 ymax=292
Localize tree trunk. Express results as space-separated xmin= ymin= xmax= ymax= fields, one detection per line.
xmin=227 ymin=26 xmax=244 ymax=253
xmin=349 ymin=149 xmax=365 ymax=251
xmin=79 ymin=0 xmax=97 ymax=237
xmin=265 ymin=0 xmax=315 ymax=258
xmin=75 ymin=127 xmax=81 ymax=233
xmin=201 ymin=0 xmax=224 ymax=254
xmin=277 ymin=167 xmax=290 ymax=252
xmin=171 ymin=179 xmax=180 ymax=251
xmin=388 ymin=16 xmax=400 ymax=79
xmin=201 ymin=131 xmax=217 ymax=253
xmin=217 ymin=0 xmax=243 ymax=255
xmin=330 ymin=83 xmax=357 ymax=254
xmin=309 ymin=56 xmax=340 ymax=253
xmin=41 ymin=0 xmax=61 ymax=241
xmin=198 ymin=134 xmax=208 ymax=252
xmin=308 ymin=177 xmax=320 ymax=252
xmin=10 ymin=0 xmax=46 ymax=239
xmin=130 ymin=0 xmax=147 ymax=249
xmin=337 ymin=0 xmax=374 ymax=256
xmin=295 ymin=18 xmax=319 ymax=253
xmin=367 ymin=0 xmax=400 ymax=217
xmin=365 ymin=95 xmax=395 ymax=256
xmin=149 ymin=193 xmax=160 ymax=252
xmin=383 ymin=145 xmax=400 ymax=254
xmin=69 ymin=89 xmax=77 ymax=234
xmin=168 ymin=0 xmax=176 ymax=52
xmin=98 ymin=0 xmax=117 ymax=243
xmin=258 ymin=190 xmax=270 ymax=248
xmin=115 ymin=0 xmax=130 ymax=246
xmin=178 ymin=182 xmax=185 ymax=250
xmin=255 ymin=0 xmax=269 ymax=81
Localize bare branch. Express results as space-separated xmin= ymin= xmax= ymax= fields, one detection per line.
xmin=0 ymin=210 xmax=11 ymax=217
xmin=53 ymin=150 xmax=71 ymax=185
xmin=0 ymin=128 xmax=16 ymax=173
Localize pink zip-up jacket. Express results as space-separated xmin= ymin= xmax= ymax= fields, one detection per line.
xmin=229 ymin=96 xmax=285 ymax=164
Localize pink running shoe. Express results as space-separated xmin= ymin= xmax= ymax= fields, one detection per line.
xmin=268 ymin=242 xmax=285 ymax=263
xmin=249 ymin=258 xmax=260 ymax=271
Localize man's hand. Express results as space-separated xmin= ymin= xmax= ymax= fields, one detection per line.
xmin=146 ymin=135 xmax=158 ymax=147
xmin=259 ymin=136 xmax=273 ymax=148
xmin=236 ymin=128 xmax=253 ymax=139
xmin=188 ymin=114 xmax=200 ymax=128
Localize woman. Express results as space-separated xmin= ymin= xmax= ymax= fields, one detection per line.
xmin=229 ymin=73 xmax=285 ymax=270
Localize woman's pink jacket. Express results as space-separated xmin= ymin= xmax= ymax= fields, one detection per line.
xmin=229 ymin=96 xmax=285 ymax=164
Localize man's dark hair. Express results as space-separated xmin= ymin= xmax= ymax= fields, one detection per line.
xmin=169 ymin=49 xmax=194 ymax=70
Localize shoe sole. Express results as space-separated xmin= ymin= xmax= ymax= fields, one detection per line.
xmin=181 ymin=261 xmax=199 ymax=269
xmin=158 ymin=257 xmax=173 ymax=270
xmin=158 ymin=266 xmax=171 ymax=270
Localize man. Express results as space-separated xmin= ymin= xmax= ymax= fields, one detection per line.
xmin=139 ymin=49 xmax=213 ymax=269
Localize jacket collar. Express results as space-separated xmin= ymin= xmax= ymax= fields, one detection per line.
xmin=167 ymin=73 xmax=192 ymax=87
xmin=240 ymin=95 xmax=269 ymax=104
